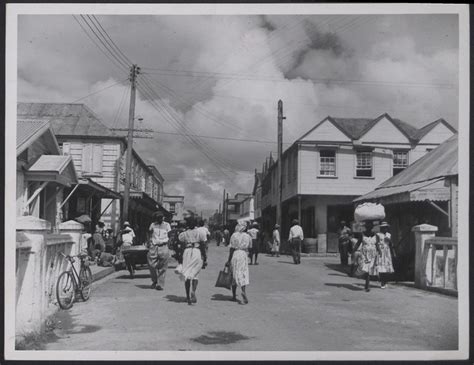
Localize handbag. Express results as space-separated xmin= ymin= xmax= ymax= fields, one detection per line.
xmin=215 ymin=265 xmax=232 ymax=290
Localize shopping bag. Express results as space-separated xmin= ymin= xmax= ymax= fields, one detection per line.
xmin=215 ymin=265 xmax=232 ymax=290
xmin=174 ymin=264 xmax=183 ymax=275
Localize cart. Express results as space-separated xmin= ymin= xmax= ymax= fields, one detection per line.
xmin=121 ymin=245 xmax=148 ymax=278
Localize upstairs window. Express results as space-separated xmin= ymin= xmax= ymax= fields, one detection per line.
xmin=169 ymin=202 xmax=176 ymax=213
xmin=319 ymin=150 xmax=336 ymax=176
xmin=393 ymin=150 xmax=409 ymax=176
xmin=82 ymin=144 xmax=103 ymax=176
xmin=356 ymin=151 xmax=373 ymax=177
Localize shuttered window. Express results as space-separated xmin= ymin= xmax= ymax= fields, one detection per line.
xmin=82 ymin=144 xmax=103 ymax=175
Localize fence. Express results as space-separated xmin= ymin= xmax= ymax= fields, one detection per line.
xmin=15 ymin=216 xmax=83 ymax=338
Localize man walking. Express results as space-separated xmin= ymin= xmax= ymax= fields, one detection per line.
xmin=147 ymin=212 xmax=171 ymax=290
xmin=247 ymin=222 xmax=260 ymax=265
xmin=338 ymin=220 xmax=352 ymax=266
xmin=289 ymin=219 xmax=304 ymax=264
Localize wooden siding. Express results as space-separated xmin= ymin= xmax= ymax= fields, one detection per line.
xmin=62 ymin=140 xmax=121 ymax=190
xmin=301 ymin=118 xmax=351 ymax=142
xmin=418 ymin=123 xmax=455 ymax=145
xmin=360 ymin=116 xmax=410 ymax=144
xmin=409 ymin=145 xmax=438 ymax=164
xmin=298 ymin=146 xmax=393 ymax=196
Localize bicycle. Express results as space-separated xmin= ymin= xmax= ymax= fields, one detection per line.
xmin=56 ymin=252 xmax=93 ymax=310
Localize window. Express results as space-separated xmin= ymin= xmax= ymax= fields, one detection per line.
xmin=356 ymin=151 xmax=373 ymax=177
xmin=169 ymin=202 xmax=176 ymax=213
xmin=293 ymin=152 xmax=297 ymax=181
xmin=82 ymin=144 xmax=103 ymax=176
xmin=393 ymin=150 xmax=409 ymax=176
xmin=319 ymin=150 xmax=336 ymax=176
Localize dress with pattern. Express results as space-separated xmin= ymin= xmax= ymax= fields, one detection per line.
xmin=230 ymin=232 xmax=250 ymax=287
xmin=376 ymin=233 xmax=394 ymax=273
xmin=178 ymin=228 xmax=205 ymax=281
xmin=360 ymin=234 xmax=379 ymax=276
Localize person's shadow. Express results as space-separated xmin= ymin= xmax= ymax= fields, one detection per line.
xmin=211 ymin=293 xmax=234 ymax=302
xmin=164 ymin=294 xmax=188 ymax=303
xmin=324 ymin=283 xmax=364 ymax=291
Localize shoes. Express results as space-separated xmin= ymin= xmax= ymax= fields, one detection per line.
xmin=231 ymin=297 xmax=237 ymax=302
xmin=187 ymin=298 xmax=192 ymax=305
xmin=365 ymin=288 xmax=370 ymax=292
xmin=254 ymin=262 xmax=259 ymax=265
xmin=155 ymin=286 xmax=163 ymax=291
xmin=380 ymin=284 xmax=386 ymax=289
xmin=242 ymin=293 xmax=248 ymax=304
xmin=249 ymin=262 xmax=253 ymax=265
xmin=191 ymin=292 xmax=197 ymax=303
xmin=150 ymin=283 xmax=157 ymax=289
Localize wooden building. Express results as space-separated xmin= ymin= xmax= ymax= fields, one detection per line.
xmin=258 ymin=113 xmax=456 ymax=253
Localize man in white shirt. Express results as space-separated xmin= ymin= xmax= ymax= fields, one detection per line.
xmin=288 ymin=219 xmax=304 ymax=264
xmin=147 ymin=212 xmax=171 ymax=290
xmin=247 ymin=222 xmax=260 ymax=265
xmin=197 ymin=220 xmax=211 ymax=268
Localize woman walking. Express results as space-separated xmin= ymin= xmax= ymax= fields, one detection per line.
xmin=178 ymin=218 xmax=206 ymax=305
xmin=226 ymin=222 xmax=251 ymax=304
xmin=271 ymin=224 xmax=280 ymax=257
xmin=352 ymin=220 xmax=379 ymax=292
xmin=377 ymin=222 xmax=394 ymax=288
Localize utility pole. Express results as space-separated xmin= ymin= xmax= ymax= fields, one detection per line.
xmin=276 ymin=100 xmax=285 ymax=228
xmin=122 ymin=64 xmax=140 ymax=223
xmin=222 ymin=189 xmax=226 ymax=226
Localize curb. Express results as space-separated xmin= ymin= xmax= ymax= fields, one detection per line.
xmin=91 ymin=266 xmax=116 ymax=282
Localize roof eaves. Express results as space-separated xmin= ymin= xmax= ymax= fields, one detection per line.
xmin=16 ymin=120 xmax=51 ymax=155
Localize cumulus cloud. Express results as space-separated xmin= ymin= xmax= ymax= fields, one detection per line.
xmin=17 ymin=14 xmax=459 ymax=217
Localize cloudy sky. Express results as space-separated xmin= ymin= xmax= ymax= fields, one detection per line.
xmin=17 ymin=13 xmax=459 ymax=217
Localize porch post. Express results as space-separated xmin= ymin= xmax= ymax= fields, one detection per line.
xmin=412 ymin=224 xmax=438 ymax=288
xmin=298 ymin=195 xmax=302 ymax=223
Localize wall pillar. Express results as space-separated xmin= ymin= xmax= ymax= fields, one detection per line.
xmin=412 ymin=224 xmax=438 ymax=288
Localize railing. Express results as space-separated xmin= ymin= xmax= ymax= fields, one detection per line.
xmin=420 ymin=237 xmax=457 ymax=291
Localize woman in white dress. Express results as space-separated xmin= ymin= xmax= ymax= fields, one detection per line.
xmin=226 ymin=223 xmax=251 ymax=304
xmin=178 ymin=218 xmax=206 ymax=305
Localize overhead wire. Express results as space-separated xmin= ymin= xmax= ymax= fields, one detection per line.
xmin=70 ymin=79 xmax=127 ymax=103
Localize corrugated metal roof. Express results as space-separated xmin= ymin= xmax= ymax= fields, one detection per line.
xmin=354 ymin=135 xmax=457 ymax=203
xmin=17 ymin=119 xmax=50 ymax=149
xmin=28 ymin=155 xmax=72 ymax=173
xmin=17 ymin=102 xmax=120 ymax=139
xmin=354 ymin=179 xmax=444 ymax=202
xmin=379 ymin=134 xmax=457 ymax=188
xmin=330 ymin=117 xmax=374 ymax=139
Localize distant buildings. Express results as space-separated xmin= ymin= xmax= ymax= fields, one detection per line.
xmin=254 ymin=113 xmax=457 ymax=253
xmin=162 ymin=195 xmax=185 ymax=225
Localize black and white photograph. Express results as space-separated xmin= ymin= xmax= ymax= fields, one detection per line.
xmin=4 ymin=3 xmax=470 ymax=361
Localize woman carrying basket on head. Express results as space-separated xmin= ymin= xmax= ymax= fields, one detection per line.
xmin=226 ymin=222 xmax=251 ymax=304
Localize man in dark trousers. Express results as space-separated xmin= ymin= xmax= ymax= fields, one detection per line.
xmin=338 ymin=220 xmax=352 ymax=266
xmin=288 ymin=219 xmax=304 ymax=264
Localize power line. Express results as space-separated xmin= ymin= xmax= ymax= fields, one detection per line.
xmin=70 ymin=79 xmax=127 ymax=103
xmin=152 ymin=130 xmax=292 ymax=144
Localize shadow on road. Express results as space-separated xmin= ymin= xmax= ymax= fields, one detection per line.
xmin=328 ymin=273 xmax=349 ymax=277
xmin=324 ymin=263 xmax=350 ymax=275
xmin=277 ymin=261 xmax=296 ymax=265
xmin=134 ymin=284 xmax=155 ymax=289
xmin=164 ymin=294 xmax=188 ymax=303
xmin=211 ymin=293 xmax=234 ymax=302
xmin=191 ymin=331 xmax=250 ymax=345
xmin=325 ymin=283 xmax=364 ymax=291
xmin=117 ymin=273 xmax=150 ymax=279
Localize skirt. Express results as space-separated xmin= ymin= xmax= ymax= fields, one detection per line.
xmin=180 ymin=247 xmax=202 ymax=281
xmin=377 ymin=242 xmax=394 ymax=273
xmin=231 ymin=250 xmax=249 ymax=287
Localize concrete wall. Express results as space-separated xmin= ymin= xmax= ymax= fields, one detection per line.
xmin=16 ymin=216 xmax=83 ymax=339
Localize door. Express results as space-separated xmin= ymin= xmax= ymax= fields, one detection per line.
xmin=327 ymin=204 xmax=354 ymax=253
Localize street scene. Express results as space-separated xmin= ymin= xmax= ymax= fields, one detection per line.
xmin=8 ymin=4 xmax=467 ymax=360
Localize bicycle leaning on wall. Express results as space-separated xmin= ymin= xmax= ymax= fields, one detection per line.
xmin=56 ymin=252 xmax=93 ymax=310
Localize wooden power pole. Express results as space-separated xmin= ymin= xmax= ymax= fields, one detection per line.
xmin=122 ymin=64 xmax=140 ymax=222
xmin=276 ymin=100 xmax=285 ymax=228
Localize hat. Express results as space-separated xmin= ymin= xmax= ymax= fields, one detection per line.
xmin=380 ymin=221 xmax=390 ymax=227
xmin=292 ymin=219 xmax=299 ymax=225
xmin=274 ymin=224 xmax=280 ymax=229
xmin=123 ymin=221 xmax=131 ymax=227
xmin=252 ymin=222 xmax=259 ymax=228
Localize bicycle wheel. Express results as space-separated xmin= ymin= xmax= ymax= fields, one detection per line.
xmin=56 ymin=271 xmax=76 ymax=310
xmin=79 ymin=266 xmax=93 ymax=301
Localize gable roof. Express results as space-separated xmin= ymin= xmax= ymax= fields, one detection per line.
xmin=17 ymin=119 xmax=56 ymax=155
xmin=17 ymin=102 xmax=122 ymax=140
xmin=330 ymin=117 xmax=375 ymax=140
xmin=411 ymin=118 xmax=458 ymax=141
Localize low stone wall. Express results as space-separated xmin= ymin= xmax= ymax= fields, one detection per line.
xmin=15 ymin=216 xmax=83 ymax=339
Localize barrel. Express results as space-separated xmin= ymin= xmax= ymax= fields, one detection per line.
xmin=303 ymin=238 xmax=318 ymax=253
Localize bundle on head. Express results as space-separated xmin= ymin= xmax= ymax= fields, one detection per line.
xmin=354 ymin=202 xmax=385 ymax=223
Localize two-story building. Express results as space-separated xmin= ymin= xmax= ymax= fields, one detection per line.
xmin=162 ymin=195 xmax=185 ymax=225
xmin=223 ymin=193 xmax=252 ymax=228
xmin=258 ymin=113 xmax=456 ymax=253
xmin=239 ymin=195 xmax=254 ymax=223
xmin=17 ymin=102 xmax=168 ymax=241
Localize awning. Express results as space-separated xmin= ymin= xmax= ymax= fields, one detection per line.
xmin=24 ymin=155 xmax=77 ymax=186
xmin=77 ymin=178 xmax=122 ymax=200
xmin=354 ymin=178 xmax=449 ymax=204
xmin=127 ymin=190 xmax=171 ymax=216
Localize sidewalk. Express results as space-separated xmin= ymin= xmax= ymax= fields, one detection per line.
xmin=89 ymin=264 xmax=115 ymax=282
